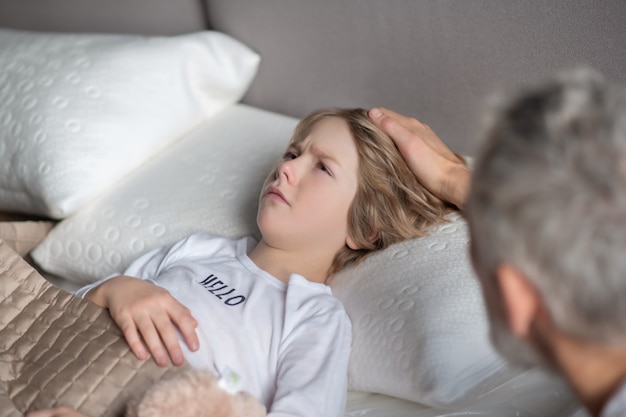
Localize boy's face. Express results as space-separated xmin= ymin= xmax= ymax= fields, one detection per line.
xmin=257 ymin=116 xmax=359 ymax=258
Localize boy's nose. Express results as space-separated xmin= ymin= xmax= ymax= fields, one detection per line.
xmin=277 ymin=157 xmax=301 ymax=184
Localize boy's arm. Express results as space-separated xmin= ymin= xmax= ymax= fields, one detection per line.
xmin=270 ymin=302 xmax=352 ymax=417
xmin=368 ymin=107 xmax=471 ymax=210
xmin=76 ymin=242 xmax=199 ymax=367
xmin=85 ymin=275 xmax=198 ymax=367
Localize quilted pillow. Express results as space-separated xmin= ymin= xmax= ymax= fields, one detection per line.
xmin=32 ymin=104 xmax=517 ymax=407
xmin=0 ymin=28 xmax=259 ymax=219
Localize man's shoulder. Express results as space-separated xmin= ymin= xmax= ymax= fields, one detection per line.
xmin=600 ymin=378 xmax=626 ymax=417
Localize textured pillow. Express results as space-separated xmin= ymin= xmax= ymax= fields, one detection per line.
xmin=31 ymin=105 xmax=298 ymax=285
xmin=32 ymin=104 xmax=517 ymax=407
xmin=330 ymin=213 xmax=521 ymax=408
xmin=0 ymin=28 xmax=260 ymax=219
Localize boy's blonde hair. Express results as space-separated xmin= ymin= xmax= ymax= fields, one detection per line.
xmin=288 ymin=108 xmax=456 ymax=273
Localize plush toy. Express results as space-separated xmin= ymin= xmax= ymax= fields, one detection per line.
xmin=126 ymin=368 xmax=267 ymax=417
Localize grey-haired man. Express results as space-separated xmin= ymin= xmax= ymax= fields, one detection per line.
xmin=369 ymin=68 xmax=626 ymax=417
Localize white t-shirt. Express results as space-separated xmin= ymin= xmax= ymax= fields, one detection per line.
xmin=76 ymin=232 xmax=352 ymax=417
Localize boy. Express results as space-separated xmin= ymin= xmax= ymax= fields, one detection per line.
xmin=31 ymin=108 xmax=457 ymax=417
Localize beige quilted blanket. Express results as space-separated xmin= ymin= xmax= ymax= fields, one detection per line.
xmin=0 ymin=240 xmax=186 ymax=417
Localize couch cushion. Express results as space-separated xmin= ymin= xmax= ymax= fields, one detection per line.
xmin=0 ymin=28 xmax=259 ymax=219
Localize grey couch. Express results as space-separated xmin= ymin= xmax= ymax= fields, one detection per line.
xmin=1 ymin=0 xmax=624 ymax=155
xmin=0 ymin=2 xmax=619 ymax=415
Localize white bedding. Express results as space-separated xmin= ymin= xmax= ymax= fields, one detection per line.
xmin=345 ymin=371 xmax=585 ymax=417
xmin=32 ymin=104 xmax=585 ymax=417
xmin=0 ymin=29 xmax=259 ymax=219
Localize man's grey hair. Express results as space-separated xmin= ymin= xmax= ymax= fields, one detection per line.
xmin=466 ymin=67 xmax=626 ymax=344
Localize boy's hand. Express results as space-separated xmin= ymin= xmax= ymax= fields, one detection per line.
xmin=86 ymin=276 xmax=199 ymax=366
xmin=369 ymin=107 xmax=471 ymax=209
xmin=26 ymin=406 xmax=90 ymax=417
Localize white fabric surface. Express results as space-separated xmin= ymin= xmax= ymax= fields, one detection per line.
xmin=75 ymin=232 xmax=351 ymax=417
xmin=0 ymin=29 xmax=259 ymax=218
xmin=33 ymin=103 xmax=582 ymax=414
xmin=32 ymin=105 xmax=297 ymax=284
xmin=600 ymin=378 xmax=626 ymax=417
xmin=331 ymin=213 xmax=520 ymax=408
xmin=345 ymin=370 xmax=583 ymax=417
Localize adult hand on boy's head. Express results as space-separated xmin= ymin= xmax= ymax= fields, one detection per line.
xmin=87 ymin=275 xmax=199 ymax=367
xmin=369 ymin=107 xmax=470 ymax=209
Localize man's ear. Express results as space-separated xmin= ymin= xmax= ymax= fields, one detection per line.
xmin=496 ymin=263 xmax=540 ymax=339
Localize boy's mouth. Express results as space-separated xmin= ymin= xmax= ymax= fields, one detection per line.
xmin=265 ymin=186 xmax=289 ymax=205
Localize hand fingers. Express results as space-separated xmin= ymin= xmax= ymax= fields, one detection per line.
xmin=369 ymin=107 xmax=470 ymax=207
xmin=150 ymin=302 xmax=198 ymax=366
xmin=369 ymin=108 xmax=429 ymax=159
xmin=368 ymin=107 xmax=408 ymax=142
xmin=118 ymin=304 xmax=197 ymax=367
xmin=370 ymin=107 xmax=459 ymax=161
xmin=134 ymin=312 xmax=171 ymax=366
xmin=170 ymin=305 xmax=199 ymax=355
xmin=369 ymin=107 xmax=430 ymax=151
xmin=106 ymin=278 xmax=199 ymax=367
xmin=152 ymin=310 xmax=187 ymax=366
xmin=375 ymin=107 xmax=422 ymax=129
xmin=117 ymin=315 xmax=149 ymax=362
xmin=375 ymin=107 xmax=436 ymax=145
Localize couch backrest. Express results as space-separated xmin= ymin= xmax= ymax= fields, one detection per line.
xmin=207 ymin=0 xmax=626 ymax=154
xmin=1 ymin=0 xmax=625 ymax=154
xmin=0 ymin=0 xmax=206 ymax=35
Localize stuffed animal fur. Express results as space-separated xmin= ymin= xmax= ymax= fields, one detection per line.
xmin=126 ymin=368 xmax=266 ymax=417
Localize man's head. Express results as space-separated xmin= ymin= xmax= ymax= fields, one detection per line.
xmin=465 ymin=68 xmax=626 ymax=368
xmin=257 ymin=108 xmax=454 ymax=275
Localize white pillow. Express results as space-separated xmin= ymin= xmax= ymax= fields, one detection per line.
xmin=0 ymin=28 xmax=260 ymax=219
xmin=330 ymin=213 xmax=521 ymax=408
xmin=31 ymin=105 xmax=298 ymax=284
xmin=33 ymin=104 xmax=519 ymax=407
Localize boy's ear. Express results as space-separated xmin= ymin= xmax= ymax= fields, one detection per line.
xmin=346 ymin=235 xmax=360 ymax=250
xmin=496 ymin=263 xmax=540 ymax=339
xmin=368 ymin=229 xmax=379 ymax=244
xmin=346 ymin=229 xmax=379 ymax=250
